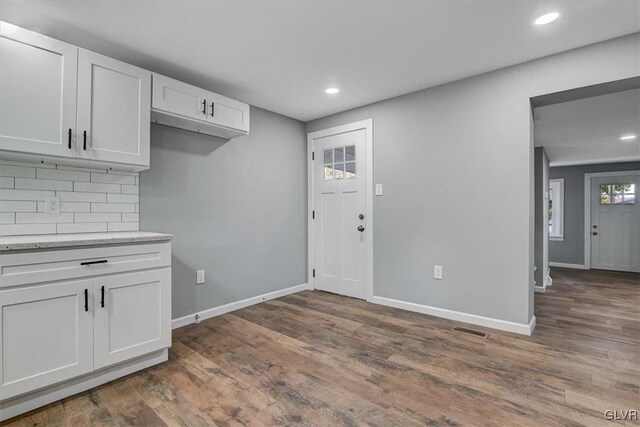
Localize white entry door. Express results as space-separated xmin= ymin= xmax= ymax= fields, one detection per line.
xmin=590 ymin=174 xmax=639 ymax=272
xmin=311 ymin=125 xmax=368 ymax=299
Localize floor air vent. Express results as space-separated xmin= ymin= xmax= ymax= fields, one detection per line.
xmin=454 ymin=327 xmax=487 ymax=337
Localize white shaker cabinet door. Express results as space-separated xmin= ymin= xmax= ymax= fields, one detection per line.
xmin=152 ymin=73 xmax=209 ymax=121
xmin=0 ymin=280 xmax=94 ymax=400
xmin=206 ymin=92 xmax=250 ymax=133
xmin=76 ymin=50 xmax=150 ymax=168
xmin=0 ymin=22 xmax=78 ymax=158
xmin=93 ymin=268 xmax=171 ymax=370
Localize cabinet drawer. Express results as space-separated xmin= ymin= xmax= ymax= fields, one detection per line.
xmin=0 ymin=242 xmax=171 ymax=288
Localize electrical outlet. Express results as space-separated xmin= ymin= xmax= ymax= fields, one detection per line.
xmin=434 ymin=265 xmax=443 ymax=280
xmin=44 ymin=196 xmax=60 ymax=214
xmin=196 ymin=270 xmax=205 ymax=284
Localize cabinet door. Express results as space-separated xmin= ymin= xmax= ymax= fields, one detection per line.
xmin=0 ymin=22 xmax=77 ymax=158
xmin=206 ymin=92 xmax=250 ymax=133
xmin=76 ymin=50 xmax=150 ymax=167
xmin=152 ymin=73 xmax=209 ymax=122
xmin=0 ymin=280 xmax=93 ymax=400
xmin=93 ymin=268 xmax=171 ymax=370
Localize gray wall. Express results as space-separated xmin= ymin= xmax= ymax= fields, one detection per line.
xmin=306 ymin=33 xmax=639 ymax=326
xmin=549 ymin=161 xmax=640 ymax=265
xmin=140 ymin=108 xmax=307 ymax=319
xmin=534 ymin=147 xmax=549 ymax=287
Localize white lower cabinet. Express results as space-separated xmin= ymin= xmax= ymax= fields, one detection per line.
xmin=0 ymin=279 xmax=93 ymax=400
xmin=0 ymin=241 xmax=171 ymax=420
xmin=93 ymin=269 xmax=171 ymax=369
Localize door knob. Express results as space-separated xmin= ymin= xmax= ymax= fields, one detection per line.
xmin=592 ymin=225 xmax=598 ymax=229
xmin=592 ymin=231 xmax=598 ymax=236
xmin=357 ymin=225 xmax=365 ymax=232
xmin=359 ymin=214 xmax=365 ymax=220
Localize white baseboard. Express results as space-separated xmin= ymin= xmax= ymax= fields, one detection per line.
xmin=544 ymin=274 xmax=552 ymax=288
xmin=549 ymin=262 xmax=588 ymax=269
xmin=534 ymin=286 xmax=545 ymax=293
xmin=369 ymin=296 xmax=536 ymax=336
xmin=171 ymin=283 xmax=311 ymax=329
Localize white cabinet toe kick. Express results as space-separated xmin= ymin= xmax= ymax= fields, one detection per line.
xmin=0 ymin=240 xmax=172 ymax=421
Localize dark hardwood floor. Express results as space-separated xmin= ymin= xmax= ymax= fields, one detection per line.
xmin=4 ymin=268 xmax=639 ymax=426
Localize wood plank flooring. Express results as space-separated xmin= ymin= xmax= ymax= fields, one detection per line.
xmin=4 ymin=267 xmax=639 ymax=426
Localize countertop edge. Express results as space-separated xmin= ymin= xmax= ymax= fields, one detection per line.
xmin=0 ymin=233 xmax=173 ymax=251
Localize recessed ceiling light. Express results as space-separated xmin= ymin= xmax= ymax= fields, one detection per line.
xmin=535 ymin=12 xmax=560 ymax=25
xmin=325 ymin=88 xmax=340 ymax=94
xmin=620 ymin=134 xmax=637 ymax=141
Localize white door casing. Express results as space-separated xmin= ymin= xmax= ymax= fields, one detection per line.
xmin=76 ymin=49 xmax=150 ymax=167
xmin=589 ymin=173 xmax=639 ymax=272
xmin=0 ymin=22 xmax=78 ymax=158
xmin=0 ymin=279 xmax=93 ymax=400
xmin=308 ymin=120 xmax=373 ymax=300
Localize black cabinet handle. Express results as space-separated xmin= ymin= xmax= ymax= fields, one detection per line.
xmin=84 ymin=289 xmax=88 ymax=312
xmin=210 ymin=102 xmax=215 ymax=117
xmin=100 ymin=285 xmax=105 ymax=308
xmin=68 ymin=129 xmax=72 ymax=149
xmin=83 ymin=130 xmax=87 ymax=150
xmin=202 ymin=99 xmax=207 ymax=115
xmin=80 ymin=259 xmax=108 ymax=266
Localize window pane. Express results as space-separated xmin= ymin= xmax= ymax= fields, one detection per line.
xmin=613 ymin=194 xmax=623 ymax=204
xmin=345 ymin=162 xmax=356 ymax=178
xmin=334 ymin=147 xmax=344 ymax=163
xmin=623 ymin=194 xmax=636 ymax=204
xmin=334 ymin=162 xmax=344 ymax=179
xmin=613 ymin=184 xmax=624 ymax=195
xmin=324 ymin=149 xmax=333 ymax=165
xmin=324 ymin=165 xmax=333 ymax=180
xmin=345 ymin=145 xmax=356 ymax=162
xmin=600 ymin=184 xmax=610 ymax=195
xmin=601 ymin=194 xmax=611 ymax=205
xmin=624 ymin=183 xmax=635 ymax=194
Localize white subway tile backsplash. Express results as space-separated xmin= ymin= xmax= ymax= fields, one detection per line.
xmin=0 ymin=201 xmax=37 ymax=212
xmin=0 ymin=159 xmax=139 ymax=235
xmin=122 ymin=185 xmax=139 ymax=194
xmin=0 ymin=177 xmax=14 ymax=188
xmin=75 ymin=212 xmax=121 ymax=223
xmin=0 ymin=212 xmax=15 ymax=224
xmin=122 ymin=213 xmax=139 ymax=222
xmin=108 ymin=222 xmax=139 ymax=232
xmin=57 ymin=222 xmax=108 ymax=234
xmin=58 ymin=191 xmax=107 ymax=203
xmin=15 ymin=178 xmax=73 ymax=191
xmin=0 ymin=189 xmax=55 ymax=201
xmin=107 ymin=193 xmax=139 ymax=203
xmin=0 ymin=165 xmax=36 ymax=178
xmin=74 ymin=181 xmax=121 ymax=194
xmin=91 ymin=172 xmax=135 ymax=185
xmin=1 ymin=223 xmax=57 ymax=236
xmin=91 ymin=203 xmax=136 ymax=212
xmin=16 ymin=212 xmax=74 ymax=224
xmin=37 ymin=168 xmax=90 ymax=182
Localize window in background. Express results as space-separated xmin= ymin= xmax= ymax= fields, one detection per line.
xmin=549 ymin=178 xmax=564 ymax=241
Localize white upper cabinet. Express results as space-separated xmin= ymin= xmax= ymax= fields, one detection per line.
xmin=152 ymin=73 xmax=250 ymax=139
xmin=0 ymin=22 xmax=151 ymax=171
xmin=76 ymin=50 xmax=150 ymax=168
xmin=0 ymin=22 xmax=78 ymax=158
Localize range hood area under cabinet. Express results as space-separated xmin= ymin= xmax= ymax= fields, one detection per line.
xmin=151 ymin=73 xmax=250 ymax=139
xmin=0 ymin=22 xmax=151 ymax=171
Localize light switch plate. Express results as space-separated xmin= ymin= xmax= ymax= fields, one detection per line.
xmin=434 ymin=265 xmax=443 ymax=280
xmin=44 ymin=196 xmax=60 ymax=214
xmin=196 ymin=270 xmax=205 ymax=284
xmin=375 ymin=183 xmax=383 ymax=196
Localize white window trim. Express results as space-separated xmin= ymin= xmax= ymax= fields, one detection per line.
xmin=549 ymin=178 xmax=564 ymax=241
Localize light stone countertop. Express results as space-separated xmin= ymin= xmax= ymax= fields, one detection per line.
xmin=0 ymin=231 xmax=173 ymax=251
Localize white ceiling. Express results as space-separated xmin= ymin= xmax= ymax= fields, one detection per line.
xmin=534 ymin=89 xmax=640 ymax=167
xmin=1 ymin=1 xmax=639 ymax=122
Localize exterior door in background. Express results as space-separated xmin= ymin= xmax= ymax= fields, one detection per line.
xmin=591 ymin=174 xmax=639 ymax=272
xmin=312 ymin=129 xmax=367 ymax=299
